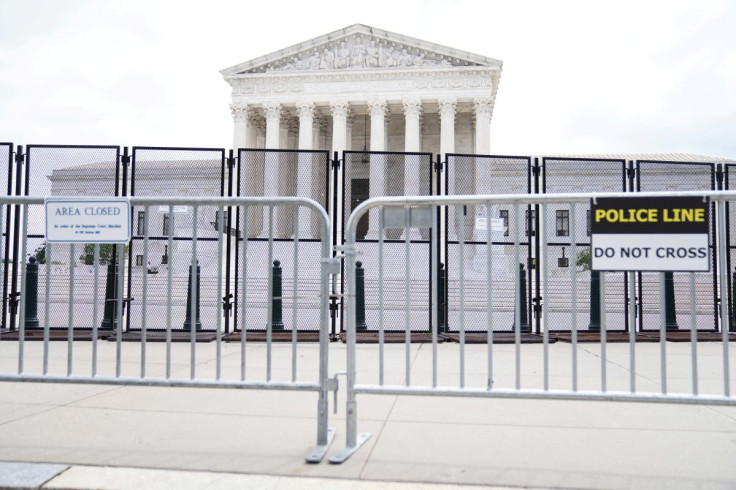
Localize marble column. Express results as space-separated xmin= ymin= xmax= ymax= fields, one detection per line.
xmin=245 ymin=112 xmax=266 ymax=237
xmin=403 ymin=99 xmax=423 ymax=239
xmin=473 ymin=98 xmax=493 ymax=241
xmin=439 ymin=98 xmax=464 ymax=240
xmin=330 ymin=101 xmax=349 ymax=157
xmin=296 ymin=102 xmax=316 ymax=238
xmin=262 ymin=102 xmax=282 ymax=238
xmin=473 ymin=97 xmax=492 ymax=156
xmin=366 ymin=100 xmax=387 ymax=238
xmin=231 ymin=104 xmax=249 ymax=151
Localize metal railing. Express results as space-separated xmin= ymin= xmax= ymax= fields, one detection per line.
xmin=331 ymin=190 xmax=736 ymax=463
xmin=0 ymin=195 xmax=337 ymax=463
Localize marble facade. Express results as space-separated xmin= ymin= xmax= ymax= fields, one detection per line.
xmin=222 ymin=24 xmax=502 ymax=237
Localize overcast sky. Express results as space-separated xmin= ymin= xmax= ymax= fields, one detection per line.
xmin=1 ymin=0 xmax=734 ymax=158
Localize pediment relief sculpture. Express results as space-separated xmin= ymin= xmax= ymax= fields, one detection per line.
xmin=244 ymin=35 xmax=477 ymax=74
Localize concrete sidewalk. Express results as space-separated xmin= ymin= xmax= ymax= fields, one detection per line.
xmin=0 ymin=340 xmax=735 ymax=489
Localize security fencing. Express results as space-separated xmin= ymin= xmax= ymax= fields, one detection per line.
xmin=1 ymin=144 xmax=734 ymax=336
xmin=0 ymin=194 xmax=337 ymax=463
xmin=340 ymin=151 xmax=435 ymax=334
xmin=234 ymin=149 xmax=331 ymax=335
xmin=332 ymin=190 xmax=736 ymax=463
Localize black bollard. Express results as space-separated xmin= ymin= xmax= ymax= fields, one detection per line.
xmin=512 ymin=263 xmax=530 ymax=333
xmin=183 ymin=261 xmax=202 ymax=331
xmin=24 ymin=256 xmax=39 ymax=329
xmin=588 ymin=270 xmax=601 ymax=332
xmin=438 ymin=262 xmax=446 ymax=333
xmin=100 ymin=261 xmax=119 ymax=330
xmin=355 ymin=261 xmax=367 ymax=332
xmin=664 ymin=271 xmax=679 ymax=331
xmin=270 ymin=260 xmax=284 ymax=331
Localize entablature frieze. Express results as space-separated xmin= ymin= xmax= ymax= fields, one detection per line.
xmin=229 ymin=69 xmax=499 ymax=111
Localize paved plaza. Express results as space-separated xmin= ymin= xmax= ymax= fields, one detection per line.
xmin=0 ymin=339 xmax=735 ymax=489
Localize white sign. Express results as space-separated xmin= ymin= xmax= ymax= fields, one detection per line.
xmin=474 ymin=216 xmax=487 ymax=231
xmin=490 ymin=218 xmax=505 ymax=233
xmin=158 ymin=205 xmax=189 ymax=214
xmin=591 ymin=234 xmax=709 ymax=272
xmin=590 ymin=196 xmax=709 ymax=272
xmin=46 ymin=198 xmax=131 ymax=243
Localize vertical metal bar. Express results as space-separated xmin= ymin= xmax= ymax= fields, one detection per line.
xmin=570 ymin=204 xmax=578 ymax=392
xmin=659 ymin=272 xmax=667 ymax=394
xmin=166 ymin=206 xmax=174 ymax=378
xmin=92 ymin=244 xmax=100 ymax=377
xmin=190 ymin=205 xmax=198 ymax=380
xmin=404 ymin=206 xmax=411 ymax=387
xmin=345 ymin=221 xmax=358 ymax=449
xmin=458 ymin=205 xmax=466 ymax=389
xmin=67 ymin=243 xmax=75 ymax=376
xmin=431 ymin=203 xmax=438 ymax=388
xmin=43 ymin=243 xmax=52 ymax=375
xmin=487 ymin=204 xmax=494 ymax=390
xmin=216 ymin=205 xmax=224 ymax=381
xmin=541 ymin=203 xmax=549 ymax=391
xmin=266 ymin=206 xmax=274 ymax=382
xmin=115 ymin=240 xmax=124 ymax=378
xmin=690 ymin=271 xmax=698 ymax=395
xmin=379 ymin=208 xmax=385 ymax=386
xmin=292 ymin=206 xmax=299 ymax=382
xmin=17 ymin=204 xmax=29 ymax=374
xmin=241 ymin=206 xmax=249 ymax=381
xmin=600 ymin=271 xmax=607 ymax=392
xmin=629 ymin=270 xmax=636 ymax=392
xmin=317 ymin=197 xmax=331 ymax=448
xmin=141 ymin=207 xmax=149 ymax=378
xmin=717 ymin=199 xmax=730 ymax=396
xmin=514 ymin=203 xmax=521 ymax=390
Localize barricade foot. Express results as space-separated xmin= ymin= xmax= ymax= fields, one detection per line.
xmin=305 ymin=427 xmax=336 ymax=464
xmin=327 ymin=432 xmax=371 ymax=464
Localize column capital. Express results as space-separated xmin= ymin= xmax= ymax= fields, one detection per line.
xmin=230 ymin=104 xmax=250 ymax=121
xmin=296 ymin=102 xmax=316 ymax=119
xmin=473 ymin=97 xmax=494 ymax=117
xmin=330 ymin=101 xmax=351 ymax=118
xmin=346 ymin=111 xmax=355 ymax=128
xmin=368 ymin=99 xmax=388 ymax=118
xmin=438 ymin=98 xmax=457 ymax=118
xmin=402 ymin=99 xmax=423 ymax=118
xmin=263 ymin=102 xmax=283 ymax=120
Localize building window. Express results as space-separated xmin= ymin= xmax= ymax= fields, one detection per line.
xmin=525 ymin=209 xmax=536 ymax=237
xmin=162 ymin=214 xmax=170 ymax=236
xmin=137 ymin=211 xmax=146 ymax=236
xmin=587 ymin=209 xmax=591 ymax=237
xmin=499 ymin=210 xmax=509 ymax=237
xmin=556 ymin=210 xmax=570 ymax=237
xmin=135 ymin=255 xmax=144 ymax=266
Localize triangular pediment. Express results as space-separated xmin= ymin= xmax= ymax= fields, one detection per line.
xmin=221 ymin=24 xmax=502 ymax=77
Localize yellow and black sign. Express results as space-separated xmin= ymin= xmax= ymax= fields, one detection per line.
xmin=590 ymin=196 xmax=710 ymax=272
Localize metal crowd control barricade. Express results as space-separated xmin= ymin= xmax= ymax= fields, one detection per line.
xmin=330 ymin=190 xmax=736 ymax=464
xmin=0 ymin=195 xmax=337 ymax=463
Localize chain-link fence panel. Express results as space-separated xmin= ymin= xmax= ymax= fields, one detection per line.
xmin=22 ymin=145 xmax=121 ymax=331
xmin=0 ymin=143 xmax=13 ymax=329
xmin=636 ymin=160 xmax=717 ymax=332
xmin=233 ymin=149 xmax=330 ymax=332
xmin=128 ymin=147 xmax=225 ymax=331
xmin=445 ymin=154 xmax=530 ymax=332
xmin=724 ymin=164 xmax=736 ymax=331
xmin=542 ymin=158 xmax=629 ymax=332
xmin=342 ymin=151 xmax=434 ymax=332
